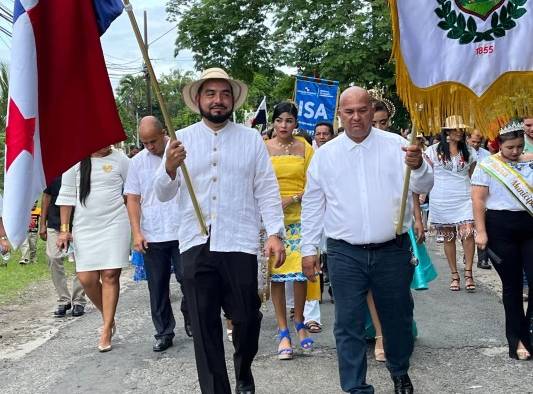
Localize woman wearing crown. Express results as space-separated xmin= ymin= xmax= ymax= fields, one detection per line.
xmin=471 ymin=120 xmax=533 ymax=360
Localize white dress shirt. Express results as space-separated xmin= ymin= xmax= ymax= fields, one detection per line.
xmin=301 ymin=129 xmax=434 ymax=256
xmin=476 ymin=147 xmax=490 ymax=161
xmin=124 ymin=144 xmax=180 ymax=243
xmin=154 ymin=120 xmax=284 ymax=254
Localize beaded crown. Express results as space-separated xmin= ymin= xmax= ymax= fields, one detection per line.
xmin=368 ymin=88 xmax=396 ymax=120
xmin=499 ymin=121 xmax=524 ymax=135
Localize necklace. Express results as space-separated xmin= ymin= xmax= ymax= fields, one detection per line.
xmin=277 ymin=138 xmax=294 ymax=155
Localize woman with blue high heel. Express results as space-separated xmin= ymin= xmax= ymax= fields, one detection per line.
xmin=265 ymin=102 xmax=318 ymax=360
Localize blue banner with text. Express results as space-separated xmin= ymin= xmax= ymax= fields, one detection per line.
xmin=294 ymin=77 xmax=339 ymax=135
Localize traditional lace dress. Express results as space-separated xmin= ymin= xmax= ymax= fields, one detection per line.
xmin=425 ymin=144 xmax=477 ymax=239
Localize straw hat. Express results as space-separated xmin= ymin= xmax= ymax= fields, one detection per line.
xmin=441 ymin=115 xmax=471 ymax=130
xmin=182 ymin=68 xmax=248 ymax=114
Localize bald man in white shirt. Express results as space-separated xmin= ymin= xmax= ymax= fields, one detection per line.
xmin=125 ymin=116 xmax=191 ymax=353
xmin=154 ymin=68 xmax=285 ymax=394
xmin=301 ymin=87 xmax=433 ymax=394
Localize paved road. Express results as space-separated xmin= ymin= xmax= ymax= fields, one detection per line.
xmin=1 ymin=240 xmax=531 ymax=393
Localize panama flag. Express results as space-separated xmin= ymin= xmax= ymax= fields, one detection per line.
xmin=4 ymin=0 xmax=126 ymax=247
xmin=251 ymin=96 xmax=267 ymax=131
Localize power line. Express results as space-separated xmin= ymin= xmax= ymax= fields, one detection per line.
xmin=0 ymin=25 xmax=11 ymax=38
xmin=148 ymin=24 xmax=178 ymax=46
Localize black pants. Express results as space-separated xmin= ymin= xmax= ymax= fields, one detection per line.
xmin=143 ymin=240 xmax=188 ymax=340
xmin=486 ymin=210 xmax=533 ymax=358
xmin=182 ymin=240 xmax=262 ymax=394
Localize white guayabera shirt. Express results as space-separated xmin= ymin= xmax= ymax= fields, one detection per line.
xmin=154 ymin=120 xmax=285 ymax=254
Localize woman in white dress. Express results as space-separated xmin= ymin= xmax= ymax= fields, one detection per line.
xmin=56 ymin=146 xmax=130 ymax=352
xmin=425 ymin=116 xmax=477 ymax=292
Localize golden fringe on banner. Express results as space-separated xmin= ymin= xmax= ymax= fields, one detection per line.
xmin=388 ymin=0 xmax=533 ymax=139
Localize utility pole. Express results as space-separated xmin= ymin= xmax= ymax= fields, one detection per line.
xmin=144 ymin=10 xmax=152 ymax=114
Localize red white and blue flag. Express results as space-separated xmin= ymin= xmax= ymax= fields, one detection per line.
xmin=4 ymin=0 xmax=126 ymax=247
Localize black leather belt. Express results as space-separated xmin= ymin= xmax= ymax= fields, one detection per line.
xmin=356 ymin=233 xmax=407 ymax=249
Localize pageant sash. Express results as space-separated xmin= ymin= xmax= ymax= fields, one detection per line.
xmin=479 ymin=155 xmax=533 ymax=216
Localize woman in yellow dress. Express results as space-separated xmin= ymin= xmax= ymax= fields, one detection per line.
xmin=266 ymin=102 xmax=320 ymax=360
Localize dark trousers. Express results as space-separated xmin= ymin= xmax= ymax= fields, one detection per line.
xmin=486 ymin=210 xmax=533 ymax=358
xmin=143 ymin=240 xmax=188 ymax=340
xmin=182 ymin=240 xmax=262 ymax=394
xmin=327 ymin=235 xmax=415 ymax=394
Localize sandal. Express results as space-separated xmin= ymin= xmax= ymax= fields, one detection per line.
xmin=277 ymin=328 xmax=293 ymax=360
xmin=374 ymin=336 xmax=386 ymax=362
xmin=516 ymin=342 xmax=531 ymax=360
xmin=464 ymin=270 xmax=476 ymax=293
xmin=516 ymin=348 xmax=531 ymax=360
xmin=295 ymin=321 xmax=314 ymax=351
xmin=305 ymin=321 xmax=322 ymax=333
xmin=450 ymin=271 xmax=460 ymax=291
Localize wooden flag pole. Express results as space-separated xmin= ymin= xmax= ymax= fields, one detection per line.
xmin=395 ymin=127 xmax=419 ymax=235
xmin=123 ymin=0 xmax=208 ymax=235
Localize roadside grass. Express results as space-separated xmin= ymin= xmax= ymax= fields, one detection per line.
xmin=0 ymin=238 xmax=75 ymax=304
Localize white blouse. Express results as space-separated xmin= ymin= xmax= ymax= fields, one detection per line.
xmin=471 ymin=157 xmax=533 ymax=211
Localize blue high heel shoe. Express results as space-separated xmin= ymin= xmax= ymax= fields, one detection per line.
xmin=277 ymin=328 xmax=293 ymax=360
xmin=295 ymin=321 xmax=314 ymax=351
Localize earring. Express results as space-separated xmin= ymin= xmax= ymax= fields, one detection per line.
xmin=446 ymin=135 xmax=450 ymax=143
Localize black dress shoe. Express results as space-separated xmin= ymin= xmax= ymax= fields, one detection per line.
xmin=72 ymin=304 xmax=85 ymax=317
xmin=184 ymin=322 xmax=193 ymax=338
xmin=392 ymin=374 xmax=413 ymax=394
xmin=477 ymin=260 xmax=491 ymax=269
xmin=153 ymin=337 xmax=173 ymax=352
xmin=236 ymin=380 xmax=255 ymax=394
xmin=53 ymin=303 xmax=71 ymax=317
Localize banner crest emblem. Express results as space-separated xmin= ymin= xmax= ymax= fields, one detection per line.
xmin=435 ymin=0 xmax=527 ymax=44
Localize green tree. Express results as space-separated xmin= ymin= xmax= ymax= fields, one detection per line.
xmin=166 ymin=0 xmax=395 ymax=88
xmin=166 ymin=0 xmax=275 ymax=84
xmin=273 ymin=0 xmax=395 ymax=88
xmin=115 ymin=69 xmax=199 ymax=145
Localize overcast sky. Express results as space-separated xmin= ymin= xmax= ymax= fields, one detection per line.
xmin=0 ymin=1 xmax=196 ymax=92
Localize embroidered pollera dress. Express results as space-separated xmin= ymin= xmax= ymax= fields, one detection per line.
xmin=269 ymin=138 xmax=320 ymax=300
xmin=425 ymin=144 xmax=478 ymax=237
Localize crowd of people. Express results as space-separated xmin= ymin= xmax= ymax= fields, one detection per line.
xmin=0 ymin=67 xmax=531 ymax=394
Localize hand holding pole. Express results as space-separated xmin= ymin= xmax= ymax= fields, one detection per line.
xmin=122 ymin=0 xmax=208 ymax=235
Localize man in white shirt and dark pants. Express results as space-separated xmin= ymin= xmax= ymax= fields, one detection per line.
xmin=154 ymin=68 xmax=285 ymax=394
xmin=125 ymin=116 xmax=190 ymax=352
xmin=301 ymin=87 xmax=434 ymax=394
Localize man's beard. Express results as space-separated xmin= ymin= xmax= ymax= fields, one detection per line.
xmin=199 ymin=104 xmax=233 ymax=124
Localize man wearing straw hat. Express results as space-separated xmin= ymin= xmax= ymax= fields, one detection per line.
xmin=154 ymin=68 xmax=285 ymax=394
xmin=301 ymin=86 xmax=433 ymax=394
